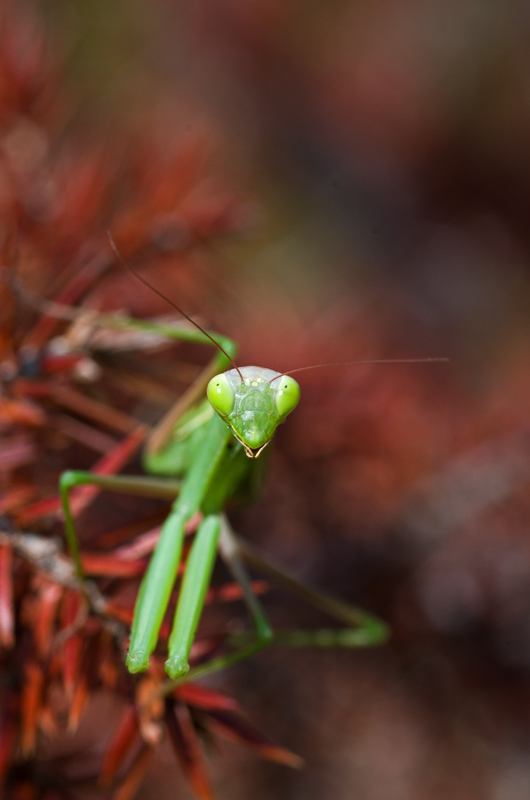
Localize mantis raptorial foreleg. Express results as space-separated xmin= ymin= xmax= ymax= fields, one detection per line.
xmin=128 ymin=412 xmax=233 ymax=676
xmin=60 ymin=470 xmax=274 ymax=685
xmin=61 ymin=412 xmax=235 ymax=677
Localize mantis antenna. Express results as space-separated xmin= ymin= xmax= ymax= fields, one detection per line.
xmin=107 ymin=231 xmax=244 ymax=382
xmin=269 ymin=357 xmax=450 ymax=383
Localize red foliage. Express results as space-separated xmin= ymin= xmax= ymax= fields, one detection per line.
xmin=0 ymin=5 xmax=291 ymax=799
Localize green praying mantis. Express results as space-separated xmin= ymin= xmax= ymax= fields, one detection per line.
xmin=59 ymin=246 xmax=445 ymax=686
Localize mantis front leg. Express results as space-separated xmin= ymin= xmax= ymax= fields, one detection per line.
xmin=60 ymin=470 xmax=274 ymax=683
xmin=165 ymin=511 xmax=274 ymax=680
xmin=61 ymin=411 xmax=234 ymax=677
xmin=128 ymin=412 xmax=235 ymax=675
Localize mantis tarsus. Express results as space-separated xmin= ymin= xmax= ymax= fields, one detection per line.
xmin=59 ymin=257 xmax=442 ymax=686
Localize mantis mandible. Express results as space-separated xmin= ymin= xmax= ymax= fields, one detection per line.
xmin=59 ymin=246 xmax=444 ymax=685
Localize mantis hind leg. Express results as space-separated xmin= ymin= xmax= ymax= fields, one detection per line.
xmin=155 ymin=514 xmax=388 ymax=695
xmin=222 ymin=517 xmax=389 ymax=649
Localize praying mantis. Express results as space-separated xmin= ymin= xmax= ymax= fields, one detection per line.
xmin=59 ymin=251 xmax=440 ymax=687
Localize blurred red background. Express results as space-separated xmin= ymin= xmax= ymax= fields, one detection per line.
xmin=2 ymin=0 xmax=530 ymax=798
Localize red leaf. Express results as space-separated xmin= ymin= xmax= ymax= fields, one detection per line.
xmin=0 ymin=436 xmax=36 ymax=472
xmin=40 ymin=353 xmax=84 ymax=374
xmin=64 ymin=425 xmax=147 ymax=518
xmin=175 ymin=683 xmax=240 ymax=713
xmin=0 ymin=398 xmax=46 ymax=426
xmin=19 ymin=425 xmax=146 ymax=523
xmin=32 ymin=579 xmax=62 ymax=659
xmin=17 ymin=495 xmax=60 ymax=525
xmin=0 ymin=542 xmax=14 ymax=649
xmin=111 ymin=743 xmax=154 ymax=800
xmin=165 ymin=701 xmax=214 ymax=800
xmin=98 ymin=630 xmax=120 ymax=690
xmin=205 ymin=579 xmax=269 ymax=605
xmin=22 ymin=253 xmax=113 ymax=350
xmin=0 ymin=486 xmax=35 ymax=514
xmin=68 ymin=672 xmax=89 ymax=733
xmin=20 ymin=661 xmax=44 ymax=757
xmin=81 ymin=553 xmax=147 ymax=578
xmin=59 ymin=589 xmax=84 ymax=699
xmin=100 ymin=706 xmax=139 ymax=787
xmin=51 ymin=385 xmax=142 ymax=437
xmin=202 ymin=709 xmax=304 ymax=769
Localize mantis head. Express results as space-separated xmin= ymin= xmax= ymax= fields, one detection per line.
xmin=109 ymin=234 xmax=447 ymax=461
xmin=207 ymin=366 xmax=300 ymax=457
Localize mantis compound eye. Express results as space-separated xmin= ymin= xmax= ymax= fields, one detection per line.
xmin=274 ymin=376 xmax=300 ymax=419
xmin=207 ymin=373 xmax=235 ymax=416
